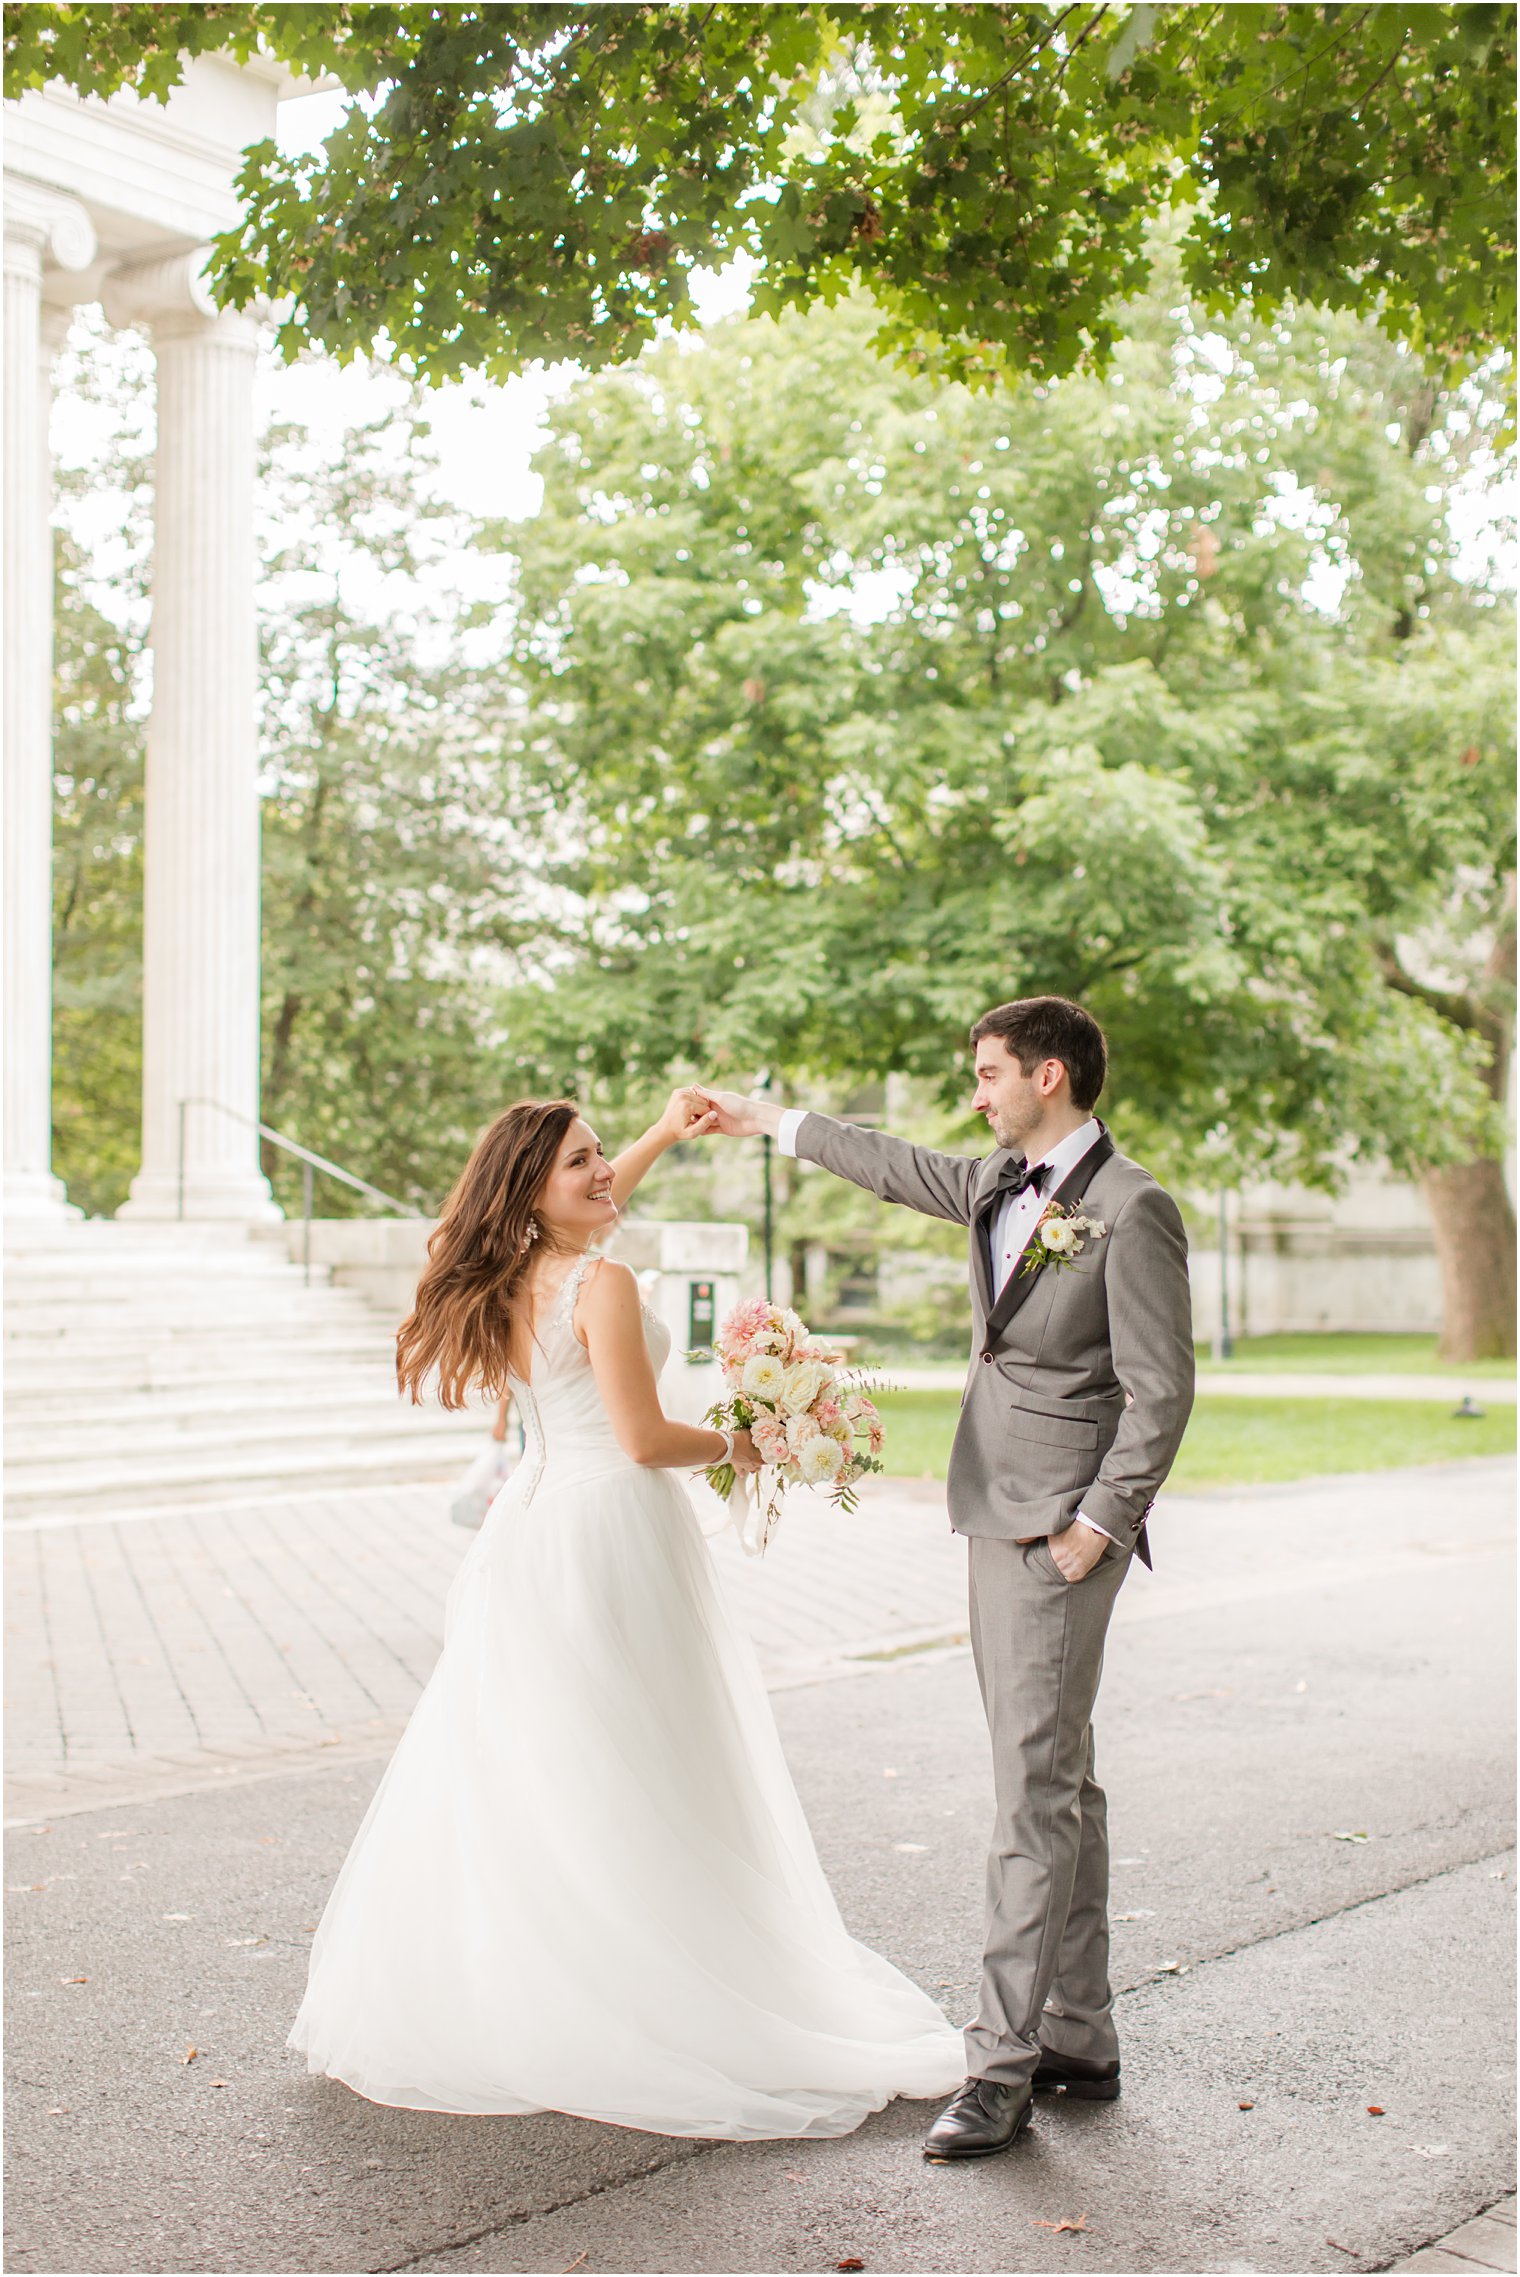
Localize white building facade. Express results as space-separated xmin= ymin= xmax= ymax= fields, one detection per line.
xmin=3 ymin=55 xmax=315 ymax=1223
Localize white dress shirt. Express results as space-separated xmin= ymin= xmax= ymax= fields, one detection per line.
xmin=776 ymin=1108 xmax=1117 ymax=1549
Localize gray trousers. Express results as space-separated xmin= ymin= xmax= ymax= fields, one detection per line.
xmin=963 ymin=1533 xmax=1131 ymax=2085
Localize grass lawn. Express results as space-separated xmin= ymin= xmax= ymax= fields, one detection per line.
xmin=873 ymin=1389 xmax=1517 ymax=1490
xmin=1193 ymin=1331 xmax=1516 ymax=1377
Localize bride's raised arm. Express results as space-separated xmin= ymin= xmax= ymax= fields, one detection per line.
xmin=607 ymin=1086 xmax=720 ymax=1210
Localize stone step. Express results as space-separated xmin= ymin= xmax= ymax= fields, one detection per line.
xmin=4 ymin=1429 xmax=480 ymax=1517
xmin=4 ymin=1375 xmax=423 ymax=1426
xmin=3 ymin=1220 xmax=457 ymax=1516
xmin=3 ymin=1322 xmax=395 ymax=1366
xmin=5 ymin=1259 xmax=317 ymax=1290
xmin=3 ymin=1401 xmax=482 ymax=1471
xmin=4 ymin=1221 xmax=287 ymax=1252
xmin=7 ymin=1290 xmax=380 ymax=1331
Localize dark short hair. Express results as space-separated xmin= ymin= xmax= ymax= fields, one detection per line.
xmin=969 ymin=997 xmax=1107 ymax=1114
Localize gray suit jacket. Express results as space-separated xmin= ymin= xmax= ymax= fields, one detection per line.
xmin=794 ymin=1115 xmax=1195 ymax=1562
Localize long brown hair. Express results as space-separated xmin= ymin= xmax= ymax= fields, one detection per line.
xmin=396 ymin=1099 xmax=580 ymax=1409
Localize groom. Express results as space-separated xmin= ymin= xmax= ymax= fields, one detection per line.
xmin=702 ymin=996 xmax=1194 ymax=2161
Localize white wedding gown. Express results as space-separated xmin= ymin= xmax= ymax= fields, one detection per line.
xmin=289 ymin=1257 xmax=963 ymax=2136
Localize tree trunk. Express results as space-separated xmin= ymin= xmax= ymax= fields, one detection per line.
xmin=1395 ymin=874 xmax=1517 ymax=1361
xmin=1422 ymin=1158 xmax=1517 ymax=1361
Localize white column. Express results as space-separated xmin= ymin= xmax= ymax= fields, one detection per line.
xmin=107 ymin=252 xmax=277 ymax=1221
xmin=2 ymin=183 xmax=94 ymax=1220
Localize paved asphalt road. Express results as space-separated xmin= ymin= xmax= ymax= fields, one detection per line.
xmin=5 ymin=1461 xmax=1514 ymax=2276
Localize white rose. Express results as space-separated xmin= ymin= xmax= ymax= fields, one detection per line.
xmin=799 ymin=1436 xmax=846 ymax=1485
xmin=1040 ymin=1217 xmax=1076 ymax=1255
xmin=781 ymin=1359 xmax=829 ymax=1414
xmin=741 ymin=1354 xmax=786 ymax=1402
xmin=785 ymin=1412 xmax=822 ymax=1452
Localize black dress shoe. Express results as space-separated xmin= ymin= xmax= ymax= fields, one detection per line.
xmin=922 ymin=2076 xmax=1035 ymax=2161
xmin=1033 ymin=2049 xmax=1121 ymax=2100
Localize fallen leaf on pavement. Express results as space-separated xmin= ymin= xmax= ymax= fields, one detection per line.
xmin=1332 ymin=1832 xmax=1370 ymax=1844
xmin=45 ymin=2107 xmax=69 ymax=2116
xmin=1155 ymin=1960 xmax=1185 ymax=1974
xmin=1366 ymin=2106 xmax=1385 ymax=2117
xmin=784 ymin=2171 xmax=807 ymax=2183
xmin=58 ymin=1975 xmax=87 ymax=1986
xmin=1238 ymin=2101 xmax=1255 ymax=2110
xmin=1033 ymin=2215 xmax=1089 ymax=2234
xmin=208 ymin=2079 xmax=229 ymax=2089
xmin=836 ymin=2260 xmax=866 ymax=2271
xmin=162 ymin=1913 xmax=192 ymax=1923
xmin=182 ymin=2047 xmax=198 ymax=2064
xmin=1113 ymin=1909 xmax=1154 ymax=1921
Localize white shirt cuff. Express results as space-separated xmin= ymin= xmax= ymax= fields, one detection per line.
xmin=1075 ymin=1512 xmax=1120 ymax=1546
xmin=776 ymin=1108 xmax=809 ymax=1158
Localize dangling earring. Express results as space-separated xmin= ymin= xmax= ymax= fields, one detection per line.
xmin=520 ymin=1218 xmax=539 ymax=1257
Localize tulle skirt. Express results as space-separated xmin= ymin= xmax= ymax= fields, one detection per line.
xmin=288 ymin=1451 xmax=963 ymax=2136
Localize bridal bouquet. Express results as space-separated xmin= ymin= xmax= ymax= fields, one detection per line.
xmin=701 ymin=1298 xmax=885 ymax=1552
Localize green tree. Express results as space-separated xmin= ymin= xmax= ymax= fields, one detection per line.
xmin=495 ymin=267 xmax=1515 ymax=1352
xmin=8 ymin=5 xmax=1513 ymax=397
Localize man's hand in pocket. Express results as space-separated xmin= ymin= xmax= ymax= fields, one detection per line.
xmin=1048 ymin=1524 xmax=1109 ymax=1582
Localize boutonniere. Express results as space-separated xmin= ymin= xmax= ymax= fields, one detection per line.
xmin=1021 ymin=1201 xmax=1107 ymax=1277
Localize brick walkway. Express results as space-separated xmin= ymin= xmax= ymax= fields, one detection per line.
xmin=1393 ymin=2197 xmax=1518 ymax=2273
xmin=2 ymin=1473 xmax=968 ymax=1822
xmin=7 ymin=1456 xmax=1514 ymax=1825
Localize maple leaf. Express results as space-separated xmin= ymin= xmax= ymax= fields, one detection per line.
xmin=182 ymin=2047 xmax=198 ymax=2064
xmin=1034 ymin=2215 xmax=1089 ymax=2233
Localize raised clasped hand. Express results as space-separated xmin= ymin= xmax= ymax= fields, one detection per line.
xmin=659 ymin=1085 xmax=721 ymax=1144
xmin=693 ymin=1086 xmax=767 ymax=1138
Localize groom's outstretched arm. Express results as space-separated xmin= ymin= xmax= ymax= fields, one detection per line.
xmin=700 ymin=1092 xmax=981 ymax=1225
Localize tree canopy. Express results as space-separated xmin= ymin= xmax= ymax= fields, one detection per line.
xmin=8 ymin=4 xmax=1515 ymax=396
xmin=495 ymin=255 xmax=1514 ymax=1205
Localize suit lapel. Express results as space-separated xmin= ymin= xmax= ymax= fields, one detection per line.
xmin=982 ymin=1126 xmax=1115 ymax=1345
xmin=971 ymin=1154 xmax=1020 ymax=1319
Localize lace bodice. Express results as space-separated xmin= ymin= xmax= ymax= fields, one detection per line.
xmin=506 ymin=1255 xmax=670 ymax=1504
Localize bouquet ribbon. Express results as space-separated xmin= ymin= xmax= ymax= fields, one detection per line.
xmin=697 ymin=1465 xmax=782 ymax=1557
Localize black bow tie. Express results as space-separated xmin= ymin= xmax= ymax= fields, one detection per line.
xmin=999 ymin=1158 xmax=1050 ymax=1200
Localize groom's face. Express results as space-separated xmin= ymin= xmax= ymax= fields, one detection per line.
xmin=972 ymin=1037 xmax=1046 ymax=1150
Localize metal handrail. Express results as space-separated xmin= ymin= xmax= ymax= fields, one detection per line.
xmin=176 ymin=1096 xmax=425 ymax=1284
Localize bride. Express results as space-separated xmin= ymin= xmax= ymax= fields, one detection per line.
xmin=288 ymin=1089 xmax=963 ymax=2137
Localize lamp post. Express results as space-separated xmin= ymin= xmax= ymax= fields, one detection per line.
xmin=1213 ymin=1187 xmax=1234 ymax=1361
xmin=755 ymin=1068 xmax=774 ymax=1299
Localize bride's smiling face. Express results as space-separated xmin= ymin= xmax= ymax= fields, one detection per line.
xmin=533 ymin=1117 xmax=617 ymax=1246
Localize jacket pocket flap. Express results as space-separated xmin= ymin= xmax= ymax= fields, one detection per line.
xmin=1008 ymin=1385 xmax=1121 ymax=1427
xmin=1006 ymin=1405 xmax=1100 ymax=1451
